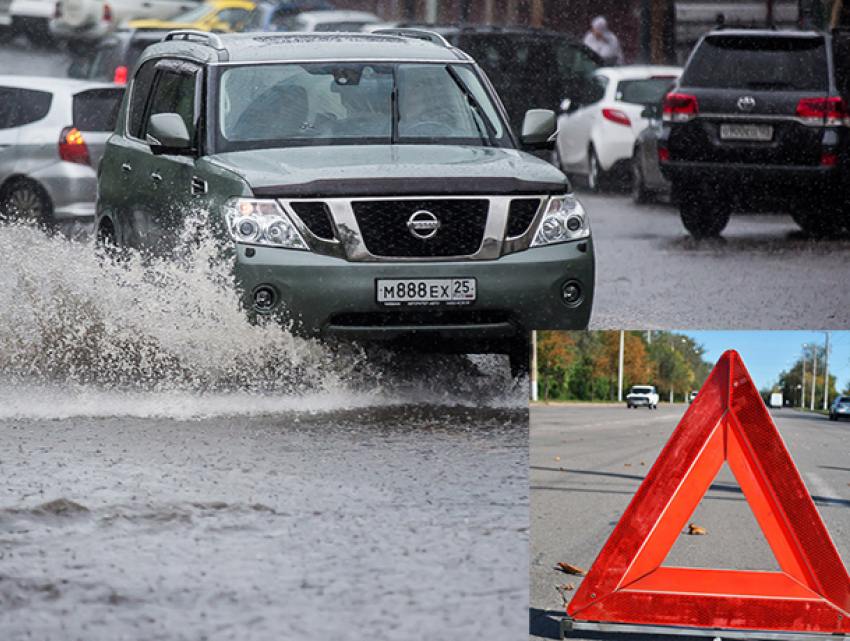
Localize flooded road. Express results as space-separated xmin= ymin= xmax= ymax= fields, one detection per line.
xmin=0 ymin=225 xmax=528 ymax=640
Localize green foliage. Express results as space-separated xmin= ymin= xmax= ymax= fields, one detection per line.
xmin=535 ymin=331 xmax=711 ymax=403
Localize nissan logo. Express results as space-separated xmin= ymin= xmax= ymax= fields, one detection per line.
xmin=407 ymin=210 xmax=440 ymax=240
xmin=737 ymin=96 xmax=756 ymax=112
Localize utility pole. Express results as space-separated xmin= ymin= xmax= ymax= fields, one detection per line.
xmin=810 ymin=346 xmax=817 ymax=411
xmin=531 ymin=331 xmax=538 ymax=402
xmin=801 ymin=344 xmax=807 ymax=408
xmin=822 ymin=331 xmax=830 ymax=410
xmin=618 ymin=330 xmax=624 ymax=402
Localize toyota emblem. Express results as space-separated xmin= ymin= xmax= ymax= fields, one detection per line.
xmin=407 ymin=210 xmax=441 ymax=240
xmin=737 ymin=96 xmax=756 ymax=112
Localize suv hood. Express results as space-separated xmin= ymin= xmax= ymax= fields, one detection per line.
xmin=207 ymin=145 xmax=569 ymax=198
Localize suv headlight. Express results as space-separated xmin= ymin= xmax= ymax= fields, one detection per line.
xmin=530 ymin=195 xmax=590 ymax=247
xmin=224 ymin=198 xmax=308 ymax=250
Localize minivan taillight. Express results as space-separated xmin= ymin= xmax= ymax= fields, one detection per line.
xmin=796 ymin=97 xmax=849 ymax=126
xmin=102 ymin=3 xmax=112 ymax=22
xmin=113 ymin=65 xmax=128 ymax=84
xmin=54 ymin=1 xmax=61 ymax=18
xmin=59 ymin=127 xmax=90 ymax=166
xmin=663 ymin=93 xmax=698 ymax=123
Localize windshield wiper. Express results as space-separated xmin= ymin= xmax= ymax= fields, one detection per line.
xmin=445 ymin=65 xmax=497 ymax=146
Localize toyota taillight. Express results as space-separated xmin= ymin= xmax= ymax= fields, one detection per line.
xmin=113 ymin=65 xmax=128 ymax=85
xmin=102 ymin=3 xmax=112 ymax=22
xmin=663 ymin=93 xmax=698 ymax=122
xmin=602 ymin=108 xmax=631 ymax=127
xmin=796 ymin=97 xmax=849 ymax=126
xmin=59 ymin=127 xmax=90 ymax=166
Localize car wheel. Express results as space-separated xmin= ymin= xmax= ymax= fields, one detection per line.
xmin=631 ymin=155 xmax=653 ymax=204
xmin=790 ymin=195 xmax=844 ymax=238
xmin=508 ymin=334 xmax=530 ymax=380
xmin=677 ymin=185 xmax=730 ymax=239
xmin=587 ymin=146 xmax=604 ymax=192
xmin=0 ymin=178 xmax=53 ymax=227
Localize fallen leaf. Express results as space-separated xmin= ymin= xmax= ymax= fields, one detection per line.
xmin=555 ymin=457 xmax=561 ymax=461
xmin=640 ymin=462 xmax=646 ymax=466
xmin=556 ymin=562 xmax=587 ymax=575
xmin=688 ymin=523 xmax=708 ymax=535
xmin=624 ymin=463 xmax=632 ymax=467
xmin=563 ymin=440 xmax=568 ymax=443
xmin=559 ymin=467 xmax=565 ymax=471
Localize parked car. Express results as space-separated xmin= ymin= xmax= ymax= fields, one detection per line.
xmin=631 ymin=100 xmax=671 ymax=203
xmin=626 ymin=385 xmax=659 ymax=409
xmin=554 ymin=65 xmax=681 ymax=191
xmin=128 ymin=0 xmax=256 ymax=33
xmin=0 ymin=76 xmax=124 ymax=237
xmin=660 ymin=28 xmax=850 ymax=238
xmin=395 ymin=25 xmax=604 ymax=138
xmin=0 ymin=0 xmax=13 ymax=37
xmin=688 ymin=389 xmax=698 ymax=403
xmin=240 ymin=1 xmax=335 ymax=32
xmin=67 ymin=28 xmax=169 ymax=84
xmin=8 ymin=0 xmax=56 ymax=46
xmin=829 ymin=395 xmax=850 ymax=421
xmin=283 ymin=9 xmax=378 ymax=31
xmin=52 ymin=0 xmax=200 ymax=49
xmin=95 ymin=30 xmax=595 ymax=375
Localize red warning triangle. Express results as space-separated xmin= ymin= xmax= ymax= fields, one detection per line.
xmin=567 ymin=350 xmax=850 ymax=634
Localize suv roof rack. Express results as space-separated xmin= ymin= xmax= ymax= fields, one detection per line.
xmin=371 ymin=28 xmax=451 ymax=48
xmin=164 ymin=30 xmax=229 ymax=60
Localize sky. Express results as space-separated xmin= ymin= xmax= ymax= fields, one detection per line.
xmin=680 ymin=331 xmax=850 ymax=394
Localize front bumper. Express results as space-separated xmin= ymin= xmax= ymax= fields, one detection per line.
xmin=627 ymin=398 xmax=650 ymax=406
xmin=233 ymin=238 xmax=594 ymax=342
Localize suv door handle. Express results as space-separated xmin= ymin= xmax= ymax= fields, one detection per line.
xmin=150 ymin=172 xmax=163 ymax=183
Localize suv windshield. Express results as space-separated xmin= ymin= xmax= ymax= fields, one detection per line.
xmin=682 ymin=35 xmax=827 ymax=91
xmin=215 ymin=61 xmax=508 ymax=152
xmin=632 ymin=387 xmax=653 ymax=394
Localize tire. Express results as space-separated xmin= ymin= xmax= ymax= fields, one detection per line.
xmin=587 ymin=146 xmax=604 ymax=192
xmin=0 ymin=178 xmax=53 ymax=227
xmin=789 ymin=195 xmax=844 ymax=238
xmin=631 ymin=155 xmax=653 ymax=204
xmin=508 ymin=334 xmax=530 ymax=380
xmin=677 ymin=184 xmax=730 ymax=238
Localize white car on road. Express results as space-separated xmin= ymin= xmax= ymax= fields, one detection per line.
xmin=626 ymin=385 xmax=659 ymax=409
xmin=554 ymin=65 xmax=681 ymax=191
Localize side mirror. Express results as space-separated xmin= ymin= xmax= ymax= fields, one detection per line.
xmin=559 ymin=98 xmax=572 ymax=114
xmin=147 ymin=113 xmax=192 ymax=153
xmin=521 ymin=109 xmax=557 ymax=150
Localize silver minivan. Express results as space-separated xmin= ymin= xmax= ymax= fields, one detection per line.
xmin=0 ymin=76 xmax=124 ymax=237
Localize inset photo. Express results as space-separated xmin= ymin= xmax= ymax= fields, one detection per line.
xmin=530 ymin=330 xmax=850 ymax=640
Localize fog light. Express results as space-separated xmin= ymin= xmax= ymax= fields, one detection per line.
xmin=253 ymin=286 xmax=277 ymax=311
xmin=561 ymin=280 xmax=583 ymax=306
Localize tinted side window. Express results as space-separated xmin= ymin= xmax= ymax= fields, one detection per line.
xmin=128 ymin=59 xmax=158 ymax=139
xmin=683 ymin=36 xmax=828 ymax=91
xmin=0 ymin=88 xmax=52 ymax=129
xmin=73 ymin=88 xmax=125 ymax=131
xmin=147 ymin=70 xmax=197 ymax=140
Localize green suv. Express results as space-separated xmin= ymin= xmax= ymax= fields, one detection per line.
xmin=95 ymin=29 xmax=595 ymax=372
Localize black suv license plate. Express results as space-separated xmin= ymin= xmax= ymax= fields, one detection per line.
xmin=720 ymin=123 xmax=773 ymax=141
xmin=376 ymin=278 xmax=476 ymax=306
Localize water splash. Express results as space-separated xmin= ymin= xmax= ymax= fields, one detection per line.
xmin=0 ymin=220 xmax=524 ymax=417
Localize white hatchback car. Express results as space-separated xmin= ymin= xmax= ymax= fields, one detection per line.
xmin=554 ymin=65 xmax=681 ymax=191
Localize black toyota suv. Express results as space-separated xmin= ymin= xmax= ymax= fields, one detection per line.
xmin=660 ymin=29 xmax=850 ymax=238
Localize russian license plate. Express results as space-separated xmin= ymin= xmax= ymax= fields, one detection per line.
xmin=720 ymin=123 xmax=773 ymax=141
xmin=376 ymin=278 xmax=476 ymax=306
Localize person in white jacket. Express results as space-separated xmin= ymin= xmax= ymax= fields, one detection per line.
xmin=583 ymin=16 xmax=624 ymax=65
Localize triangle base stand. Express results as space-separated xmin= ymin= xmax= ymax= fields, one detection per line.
xmin=562 ymin=618 xmax=848 ymax=641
